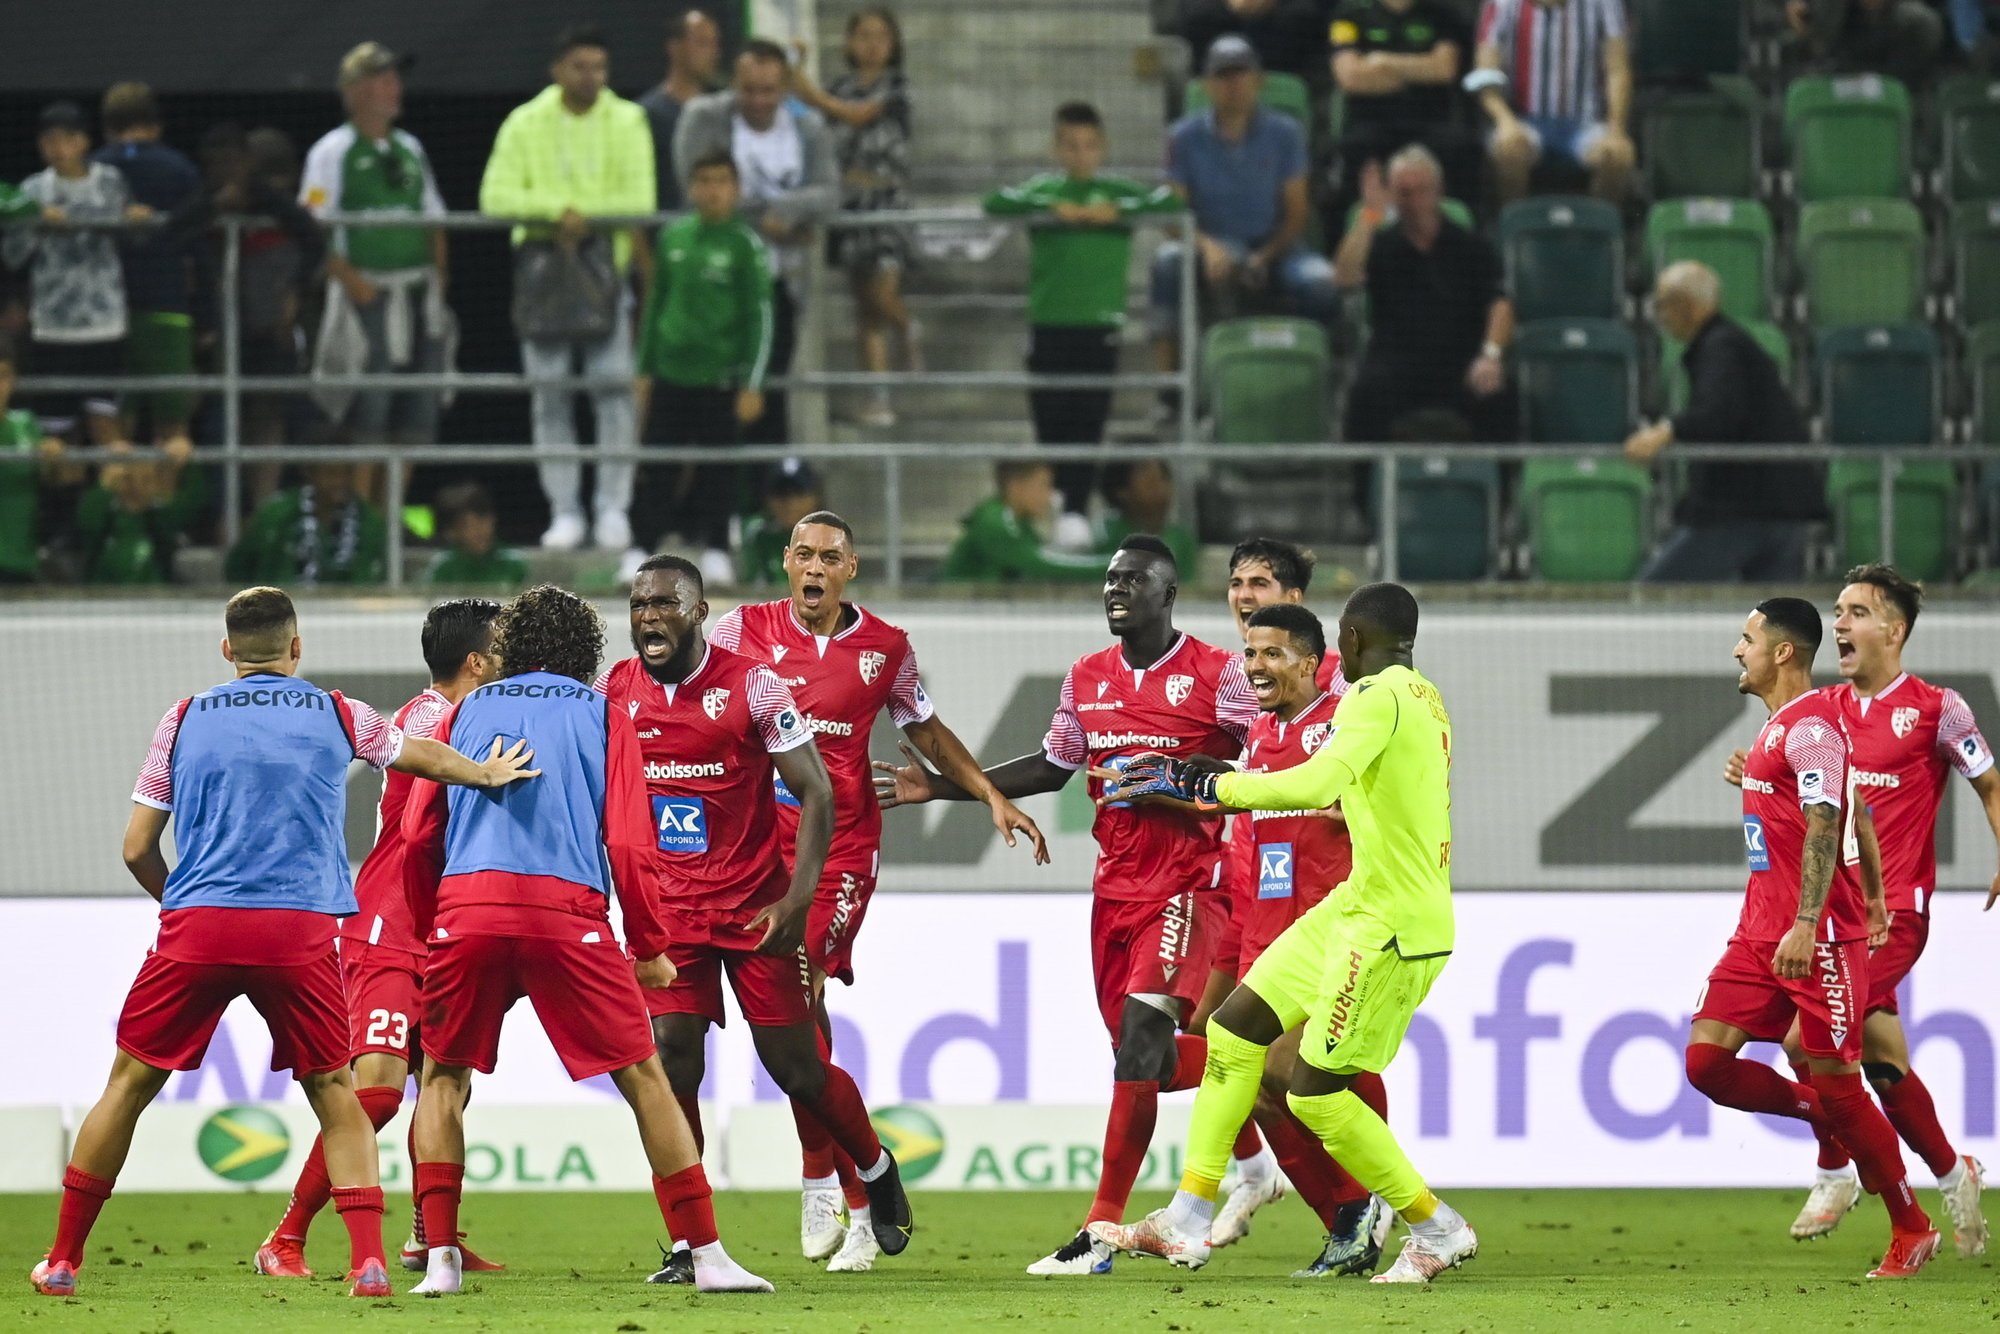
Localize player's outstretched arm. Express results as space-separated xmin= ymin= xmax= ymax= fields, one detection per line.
xmin=393 ymin=735 xmax=540 ymax=789
xmin=121 ymin=804 xmax=171 ymax=901
xmin=751 ymin=741 xmax=834 ymax=956
xmin=875 ymin=749 xmax=1072 ymax=809
xmin=900 ymin=716 xmax=1050 ymax=864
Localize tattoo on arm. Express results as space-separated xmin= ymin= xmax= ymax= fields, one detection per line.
xmin=1798 ymin=804 xmax=1840 ymax=923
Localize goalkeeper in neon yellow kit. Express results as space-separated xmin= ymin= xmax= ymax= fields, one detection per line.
xmin=1088 ymin=581 xmax=1474 ymax=1284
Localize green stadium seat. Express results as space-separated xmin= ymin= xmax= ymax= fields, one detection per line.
xmin=1660 ymin=319 xmax=1789 ymax=415
xmin=1826 ymin=457 xmax=1957 ymax=581
xmin=1950 ymin=201 xmax=2000 ymax=329
xmin=1796 ymin=199 xmax=1924 ymax=332
xmin=1631 ymin=0 xmax=1743 ymax=82
xmin=1201 ymin=317 xmax=1331 ymax=444
xmin=1937 ymin=74 xmax=2000 ymax=205
xmin=1520 ymin=456 xmax=1654 ymax=581
xmin=1643 ymin=80 xmax=1761 ymax=200
xmin=1817 ymin=324 xmax=1939 ymax=446
xmin=1499 ymin=197 xmax=1625 ymax=323
xmin=1184 ymin=71 xmax=1311 ymax=125
xmin=1965 ymin=320 xmax=2000 ymax=445
xmin=1643 ymin=198 xmax=1774 ymax=321
xmin=1394 ymin=457 xmax=1497 ymax=581
xmin=1784 ymin=75 xmax=1912 ymax=202
xmin=1516 ymin=319 xmax=1638 ymax=444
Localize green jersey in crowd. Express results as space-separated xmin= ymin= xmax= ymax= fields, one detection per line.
xmin=226 ymin=485 xmax=389 ymax=586
xmin=938 ymin=497 xmax=1106 ymax=584
xmin=74 ymin=467 xmax=209 ymax=585
xmin=636 ymin=213 xmax=775 ymax=388
xmin=982 ymin=173 xmax=1180 ymax=327
xmin=300 ymin=124 xmax=445 ymax=272
xmin=1094 ymin=512 xmax=1198 ymax=578
xmin=738 ymin=513 xmax=791 ymax=586
xmin=425 ymin=545 xmax=530 ymax=590
xmin=0 ymin=409 xmax=41 ymax=579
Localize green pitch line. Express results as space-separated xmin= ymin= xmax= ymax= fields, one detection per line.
xmin=1 ymin=1189 xmax=1991 ymax=1332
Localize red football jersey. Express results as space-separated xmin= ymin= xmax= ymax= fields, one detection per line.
xmin=1832 ymin=673 xmax=1995 ymax=914
xmin=1239 ymin=687 xmax=1353 ymax=945
xmin=596 ymin=646 xmax=814 ymax=912
xmin=711 ymin=600 xmax=933 ymax=876
xmin=1739 ymin=689 xmax=1868 ymax=943
xmin=1044 ymin=632 xmax=1258 ymax=902
xmin=1224 ymin=651 xmax=1346 ymax=914
xmin=340 ymin=687 xmax=451 ymax=957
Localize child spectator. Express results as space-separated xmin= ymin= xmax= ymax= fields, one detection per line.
xmin=3 ymin=101 xmax=141 ymax=449
xmin=73 ymin=454 xmax=206 ymax=584
xmin=225 ymin=461 xmax=387 ymax=585
xmin=0 ymin=340 xmax=75 ymax=583
xmin=984 ymin=101 xmax=1180 ymax=541
xmin=424 ymin=480 xmax=529 ymax=589
xmin=738 ymin=458 xmax=825 ymax=585
xmin=791 ymin=8 xmax=915 ymax=429
xmin=632 ymin=149 xmax=774 ymax=584
xmin=1096 ymin=458 xmax=1198 ymax=574
xmin=938 ymin=459 xmax=1107 ymax=583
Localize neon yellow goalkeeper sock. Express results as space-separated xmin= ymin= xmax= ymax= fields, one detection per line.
xmin=1180 ymin=1018 xmax=1269 ymax=1188
xmin=1286 ymin=1086 xmax=1429 ymax=1215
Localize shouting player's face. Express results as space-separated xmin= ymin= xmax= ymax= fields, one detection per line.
xmin=630 ymin=567 xmax=708 ymax=678
xmin=1831 ymin=581 xmax=1902 ymax=686
xmin=1243 ymin=625 xmax=1319 ymax=716
xmin=785 ymin=522 xmax=858 ymax=625
xmin=1227 ymin=559 xmax=1301 ymax=638
xmin=1104 ymin=550 xmax=1173 ymax=640
xmin=1734 ymin=610 xmax=1786 ymax=697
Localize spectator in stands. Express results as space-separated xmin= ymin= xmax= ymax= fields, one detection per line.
xmin=1152 ymin=37 xmax=1338 ymax=395
xmin=640 ymin=9 xmax=723 ymax=212
xmin=985 ymin=100 xmax=1180 ymax=535
xmin=0 ymin=339 xmax=73 ymax=584
xmin=739 ymin=458 xmax=825 ymax=585
xmin=939 ymin=459 xmax=1107 ymax=582
xmin=1470 ymin=0 xmax=1634 ymax=205
xmin=424 ymin=479 xmax=528 ymax=588
xmin=73 ymin=453 xmax=205 ymax=585
xmin=790 ymin=8 xmax=916 ymax=430
xmin=225 ymin=460 xmax=387 ymax=585
xmin=1787 ymin=0 xmax=1945 ymax=88
xmin=94 ymin=83 xmax=201 ymax=457
xmin=482 ymin=24 xmax=655 ymax=555
xmin=1328 ymin=0 xmax=1476 ymax=218
xmin=676 ymin=40 xmax=837 ymax=450
xmin=1096 ymin=458 xmax=1198 ymax=573
xmin=302 ymin=43 xmax=451 ymax=508
xmin=1626 ymin=261 xmax=1820 ymax=583
xmin=1180 ymin=0 xmax=1329 ymax=84
xmin=1335 ymin=144 xmax=1512 ymax=442
xmin=4 ymin=101 xmax=140 ymax=450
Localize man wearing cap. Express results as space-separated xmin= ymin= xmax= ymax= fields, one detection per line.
xmin=738 ymin=460 xmax=825 ymax=585
xmin=1150 ymin=36 xmax=1338 ymax=395
xmin=302 ymin=42 xmax=452 ymax=504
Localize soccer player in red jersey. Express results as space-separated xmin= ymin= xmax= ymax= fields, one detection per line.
xmin=255 ymin=598 xmax=508 ymax=1280
xmin=1726 ymin=566 xmax=1997 ymax=1252
xmin=1684 ymin=597 xmax=1941 ymax=1279
xmin=403 ymin=583 xmax=773 ymax=1296
xmin=876 ymin=535 xmax=1257 ymax=1274
xmin=31 ymin=587 xmax=534 ymax=1300
xmin=710 ymin=510 xmax=1046 ymax=1268
xmin=602 ymin=555 xmax=916 ymax=1282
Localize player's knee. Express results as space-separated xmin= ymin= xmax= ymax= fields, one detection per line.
xmin=1684 ymin=1042 xmax=1730 ymax=1094
xmin=1862 ymin=1060 xmax=1905 ymax=1087
xmin=765 ymin=1050 xmax=827 ymax=1100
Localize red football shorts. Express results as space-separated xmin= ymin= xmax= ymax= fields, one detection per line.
xmin=655 ymin=904 xmax=814 ymax=1027
xmin=1695 ymin=933 xmax=1868 ymax=1062
xmin=1865 ymin=911 xmax=1929 ymax=1015
xmin=806 ymin=869 xmax=876 ymax=986
xmin=116 ymin=946 xmax=350 ymax=1076
xmin=342 ymin=940 xmax=423 ymax=1061
xmin=420 ymin=932 xmax=655 ymax=1081
xmin=1089 ymin=889 xmax=1218 ymax=1039
xmin=1211 ymin=897 xmax=1243 ymax=982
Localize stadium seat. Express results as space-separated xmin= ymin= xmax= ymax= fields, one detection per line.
xmin=1394 ymin=457 xmax=1497 ymax=581
xmin=1936 ymin=74 xmax=2000 ymax=205
xmin=1660 ymin=319 xmax=1789 ymax=415
xmin=1499 ymin=197 xmax=1625 ymax=323
xmin=1515 ymin=319 xmax=1639 ymax=444
xmin=1343 ymin=198 xmax=1476 ymax=233
xmin=1630 ymin=0 xmax=1743 ymax=82
xmin=1795 ymin=199 xmax=1924 ymax=332
xmin=1519 ymin=456 xmax=1653 ymax=581
xmin=1825 ymin=457 xmax=1957 ymax=581
xmin=1183 ymin=71 xmax=1311 ymax=125
xmin=1817 ymin=324 xmax=1939 ymax=446
xmin=1950 ymin=201 xmax=2000 ymax=329
xmin=1783 ymin=74 xmax=1912 ymax=202
xmin=1965 ymin=320 xmax=2000 ymax=445
xmin=1201 ymin=318 xmax=1331 ymax=444
xmin=1643 ymin=198 xmax=1774 ymax=321
xmin=1643 ymin=79 xmax=1761 ymax=200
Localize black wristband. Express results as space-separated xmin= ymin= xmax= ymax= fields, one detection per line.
xmin=1795 ymin=913 xmax=1818 ymax=924
xmin=1191 ymin=769 xmax=1221 ymax=805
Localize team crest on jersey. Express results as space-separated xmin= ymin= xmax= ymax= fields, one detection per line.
xmin=1165 ymin=674 xmax=1194 ymax=707
xmin=702 ymin=687 xmax=731 ymax=720
xmin=1301 ymin=722 xmax=1332 ymax=753
xmin=1891 ymin=706 xmax=1919 ymax=738
xmin=1763 ymin=722 xmax=1787 ymax=753
xmin=859 ymin=650 xmax=886 ymax=684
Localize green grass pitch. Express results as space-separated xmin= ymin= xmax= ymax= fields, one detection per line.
xmin=2 ymin=1189 xmax=1992 ymax=1332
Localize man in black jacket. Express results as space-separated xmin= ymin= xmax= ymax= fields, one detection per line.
xmin=1626 ymin=261 xmax=1819 ymax=582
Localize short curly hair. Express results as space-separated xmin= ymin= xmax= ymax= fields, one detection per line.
xmin=493 ymin=584 xmax=604 ymax=684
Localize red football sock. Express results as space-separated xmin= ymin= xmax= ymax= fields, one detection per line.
xmin=1812 ymin=1071 xmax=1930 ymax=1233
xmin=1231 ymin=1120 xmax=1263 ymax=1161
xmin=413 ymin=1161 xmax=464 ymax=1256
xmin=282 ymin=1085 xmax=402 ymax=1243
xmin=1350 ymin=1070 xmax=1389 ymax=1123
xmin=331 ymin=1185 xmax=385 ymax=1270
xmin=801 ymin=1061 xmax=885 ymax=1167
xmin=1163 ymin=1034 xmax=1208 ymax=1093
xmin=406 ymin=1111 xmax=424 ymax=1246
xmin=1877 ymin=1068 xmax=1959 ymax=1180
xmin=834 ymin=1144 xmax=868 ymax=1211
xmin=48 ymin=1165 xmax=114 ymax=1268
xmin=1789 ymin=1059 xmax=1853 ymax=1171
xmin=1086 ymin=1081 xmax=1158 ymax=1225
xmin=675 ymin=1094 xmax=705 ymax=1158
xmin=1686 ymin=1044 xmax=1822 ymax=1120
xmin=653 ymin=1165 xmax=719 ymax=1250
xmin=1256 ymin=1105 xmax=1357 ymax=1226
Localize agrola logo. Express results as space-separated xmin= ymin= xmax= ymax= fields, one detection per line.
xmin=197 ymin=1105 xmax=291 ymax=1183
xmin=869 ymin=1104 xmax=945 ymax=1184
